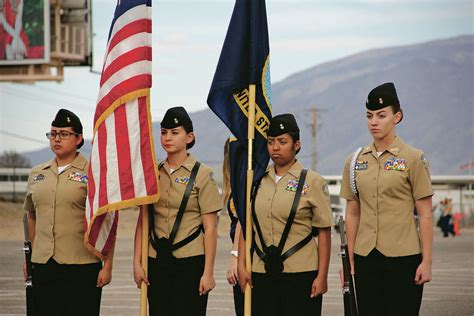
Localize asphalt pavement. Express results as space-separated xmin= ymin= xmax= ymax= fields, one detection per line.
xmin=1 ymin=227 xmax=473 ymax=315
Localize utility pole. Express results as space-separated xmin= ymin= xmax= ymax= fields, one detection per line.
xmin=308 ymin=106 xmax=327 ymax=171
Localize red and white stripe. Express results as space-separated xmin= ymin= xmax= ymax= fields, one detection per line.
xmin=85 ymin=3 xmax=158 ymax=258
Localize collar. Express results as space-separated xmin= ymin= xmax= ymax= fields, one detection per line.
xmin=266 ymin=160 xmax=303 ymax=179
xmin=160 ymin=153 xmax=197 ymax=173
xmin=385 ymin=136 xmax=404 ymax=156
xmin=361 ymin=136 xmax=405 ymax=157
xmin=41 ymin=153 xmax=87 ymax=171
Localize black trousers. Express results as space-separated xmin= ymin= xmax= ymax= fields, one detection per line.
xmin=354 ymin=249 xmax=424 ymax=316
xmin=32 ymin=259 xmax=102 ymax=316
xmin=148 ymin=255 xmax=208 ymax=316
xmin=251 ymin=271 xmax=322 ymax=316
xmin=440 ymin=215 xmax=455 ymax=237
xmin=232 ymin=282 xmax=244 ymax=316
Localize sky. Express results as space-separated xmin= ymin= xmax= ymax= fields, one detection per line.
xmin=0 ymin=0 xmax=473 ymax=153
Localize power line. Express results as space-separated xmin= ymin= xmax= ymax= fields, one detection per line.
xmin=0 ymin=130 xmax=46 ymax=145
xmin=28 ymin=84 xmax=97 ymax=104
xmin=2 ymin=86 xmax=95 ymax=111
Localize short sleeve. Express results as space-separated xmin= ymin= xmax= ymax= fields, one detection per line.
xmin=340 ymin=154 xmax=358 ymax=201
xmin=23 ymin=171 xmax=36 ymax=213
xmin=197 ymin=167 xmax=223 ymax=214
xmin=311 ymin=174 xmax=334 ymax=228
xmin=410 ymin=152 xmax=433 ymax=200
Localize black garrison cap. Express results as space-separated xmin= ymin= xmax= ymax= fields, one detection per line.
xmin=51 ymin=109 xmax=84 ymax=148
xmin=366 ymin=82 xmax=400 ymax=111
xmin=161 ymin=106 xmax=193 ymax=132
xmin=267 ymin=113 xmax=300 ymax=137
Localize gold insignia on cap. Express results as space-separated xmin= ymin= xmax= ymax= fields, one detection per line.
xmin=280 ymin=123 xmax=284 ymax=130
xmin=379 ymin=98 xmax=383 ymax=104
xmin=67 ymin=117 xmax=71 ymax=123
xmin=174 ymin=118 xmax=179 ymax=124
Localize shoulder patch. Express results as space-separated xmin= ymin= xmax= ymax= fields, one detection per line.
xmin=322 ymin=183 xmax=329 ymax=198
xmin=421 ymin=154 xmax=429 ymax=168
xmin=209 ymin=171 xmax=217 ymax=185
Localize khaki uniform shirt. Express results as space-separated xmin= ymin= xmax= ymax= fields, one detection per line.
xmin=149 ymin=154 xmax=222 ymax=259
xmin=340 ymin=137 xmax=433 ymax=257
xmin=23 ymin=153 xmax=99 ymax=264
xmin=252 ymin=161 xmax=334 ymax=273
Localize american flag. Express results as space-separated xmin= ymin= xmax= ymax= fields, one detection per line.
xmin=85 ymin=0 xmax=159 ymax=259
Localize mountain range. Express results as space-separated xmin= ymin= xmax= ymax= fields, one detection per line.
xmin=24 ymin=35 xmax=474 ymax=176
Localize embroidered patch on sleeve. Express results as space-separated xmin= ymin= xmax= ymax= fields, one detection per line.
xmin=209 ymin=171 xmax=217 ymax=185
xmin=421 ymin=154 xmax=429 ymax=168
xmin=322 ymin=183 xmax=329 ymax=197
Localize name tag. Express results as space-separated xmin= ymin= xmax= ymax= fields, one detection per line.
xmin=175 ymin=176 xmax=190 ymax=184
xmin=68 ymin=172 xmax=88 ymax=183
xmin=355 ymin=161 xmax=368 ymax=170
xmin=384 ymin=158 xmax=407 ymax=171
xmin=33 ymin=174 xmax=45 ymax=182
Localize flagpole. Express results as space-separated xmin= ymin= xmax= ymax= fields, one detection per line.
xmin=140 ymin=207 xmax=149 ymax=316
xmin=245 ymin=84 xmax=256 ymax=316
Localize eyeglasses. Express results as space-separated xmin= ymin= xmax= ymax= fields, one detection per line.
xmin=46 ymin=131 xmax=80 ymax=140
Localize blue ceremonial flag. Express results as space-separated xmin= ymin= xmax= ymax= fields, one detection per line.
xmin=207 ymin=0 xmax=272 ymax=226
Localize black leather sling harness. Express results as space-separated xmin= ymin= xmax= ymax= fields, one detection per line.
xmin=252 ymin=169 xmax=312 ymax=275
xmin=149 ymin=162 xmax=201 ymax=263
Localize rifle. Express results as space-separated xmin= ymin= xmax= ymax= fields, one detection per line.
xmin=22 ymin=213 xmax=35 ymax=316
xmin=339 ymin=217 xmax=358 ymax=316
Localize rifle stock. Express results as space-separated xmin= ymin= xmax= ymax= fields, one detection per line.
xmin=23 ymin=213 xmax=35 ymax=316
xmin=339 ymin=217 xmax=358 ymax=316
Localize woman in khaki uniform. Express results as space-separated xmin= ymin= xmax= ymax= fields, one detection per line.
xmin=133 ymin=106 xmax=222 ymax=316
xmin=237 ymin=114 xmax=334 ymax=316
xmin=340 ymin=82 xmax=433 ymax=316
xmin=23 ymin=109 xmax=112 ymax=316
